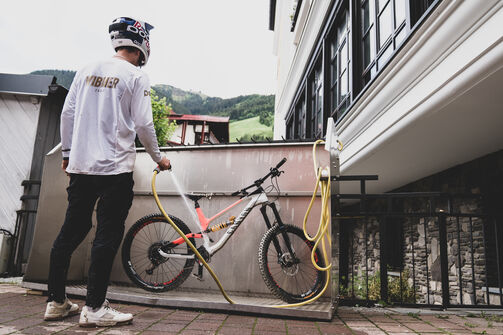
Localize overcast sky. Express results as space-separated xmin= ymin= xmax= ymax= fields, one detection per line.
xmin=1 ymin=0 xmax=277 ymax=98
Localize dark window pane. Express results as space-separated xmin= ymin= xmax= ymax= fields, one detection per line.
xmin=379 ymin=2 xmax=392 ymax=48
xmin=331 ymin=58 xmax=337 ymax=85
xmin=331 ymin=84 xmax=337 ymax=113
xmin=395 ymin=0 xmax=406 ymax=27
xmin=363 ymin=70 xmax=371 ymax=86
xmin=362 ymin=27 xmax=375 ymax=69
xmin=338 ymin=12 xmax=347 ymax=47
xmin=362 ymin=0 xmax=372 ymax=33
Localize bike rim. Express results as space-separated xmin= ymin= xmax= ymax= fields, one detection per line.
xmin=128 ymin=219 xmax=191 ymax=288
xmin=266 ymin=230 xmax=323 ymax=299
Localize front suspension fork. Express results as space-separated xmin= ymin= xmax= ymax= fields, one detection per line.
xmin=260 ymin=202 xmax=297 ymax=261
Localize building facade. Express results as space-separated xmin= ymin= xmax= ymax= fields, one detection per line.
xmin=270 ymin=0 xmax=503 ymax=306
xmin=167 ymin=114 xmax=229 ymax=146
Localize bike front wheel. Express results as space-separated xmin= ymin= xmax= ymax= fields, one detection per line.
xmin=122 ymin=213 xmax=195 ymax=292
xmin=258 ymin=224 xmax=326 ymax=303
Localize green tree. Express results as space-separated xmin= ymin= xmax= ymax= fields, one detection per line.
xmin=151 ymin=89 xmax=177 ymax=146
xmin=136 ymin=89 xmax=177 ymax=147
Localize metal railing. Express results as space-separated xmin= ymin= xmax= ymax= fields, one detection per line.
xmin=330 ymin=175 xmax=502 ymax=308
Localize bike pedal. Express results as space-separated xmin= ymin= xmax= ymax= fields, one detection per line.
xmin=192 ymin=262 xmax=204 ymax=281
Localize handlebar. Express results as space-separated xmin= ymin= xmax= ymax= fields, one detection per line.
xmin=231 ymin=158 xmax=287 ymax=197
xmin=276 ymin=158 xmax=287 ymax=169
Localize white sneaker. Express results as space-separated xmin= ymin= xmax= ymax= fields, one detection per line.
xmin=79 ymin=300 xmax=133 ymax=327
xmin=44 ymin=298 xmax=80 ymax=321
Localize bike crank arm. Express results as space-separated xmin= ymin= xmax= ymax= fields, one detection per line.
xmin=157 ymin=249 xmax=196 ymax=259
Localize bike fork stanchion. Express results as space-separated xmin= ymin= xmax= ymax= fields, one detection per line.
xmin=269 ymin=203 xmax=297 ymax=257
xmin=260 ymin=205 xmax=283 ymax=257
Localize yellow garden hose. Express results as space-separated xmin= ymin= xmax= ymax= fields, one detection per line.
xmin=152 ymin=171 xmax=235 ymax=304
xmin=151 ymin=140 xmax=338 ymax=308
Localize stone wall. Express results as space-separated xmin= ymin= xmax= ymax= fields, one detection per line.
xmin=343 ymin=206 xmax=488 ymax=305
xmin=339 ymin=149 xmax=503 ymax=305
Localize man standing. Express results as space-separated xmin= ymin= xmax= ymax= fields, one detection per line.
xmin=43 ymin=17 xmax=170 ymax=327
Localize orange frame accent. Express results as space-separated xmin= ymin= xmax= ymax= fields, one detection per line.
xmin=170 ymin=198 xmax=244 ymax=245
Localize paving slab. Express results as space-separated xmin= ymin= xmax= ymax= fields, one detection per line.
xmin=2 ymin=283 xmax=503 ymax=334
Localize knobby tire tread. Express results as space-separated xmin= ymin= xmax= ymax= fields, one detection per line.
xmin=258 ymin=224 xmax=326 ymax=303
xmin=122 ymin=213 xmax=195 ymax=292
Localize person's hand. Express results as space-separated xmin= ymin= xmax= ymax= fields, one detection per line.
xmin=61 ymin=159 xmax=69 ymax=176
xmin=157 ymin=157 xmax=171 ymax=171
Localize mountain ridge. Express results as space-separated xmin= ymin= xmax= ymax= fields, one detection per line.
xmin=30 ymin=69 xmax=273 ymax=126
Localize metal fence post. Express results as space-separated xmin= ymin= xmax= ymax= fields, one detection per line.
xmin=330 ymin=144 xmax=341 ymax=308
xmin=438 ymin=213 xmax=450 ymax=308
xmin=379 ymin=217 xmax=388 ymax=302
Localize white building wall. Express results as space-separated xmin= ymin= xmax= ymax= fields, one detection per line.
xmin=273 ymin=0 xmax=332 ymax=139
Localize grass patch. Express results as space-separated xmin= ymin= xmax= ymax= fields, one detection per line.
xmin=465 ymin=322 xmax=476 ymax=328
xmin=407 ymin=312 xmax=420 ymax=319
xmin=229 ymin=116 xmax=273 ymax=142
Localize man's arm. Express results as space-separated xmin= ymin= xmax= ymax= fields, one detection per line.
xmin=60 ymin=75 xmax=79 ymax=172
xmin=131 ymin=75 xmax=170 ymax=170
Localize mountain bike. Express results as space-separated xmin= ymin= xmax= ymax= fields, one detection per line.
xmin=121 ymin=158 xmax=326 ymax=303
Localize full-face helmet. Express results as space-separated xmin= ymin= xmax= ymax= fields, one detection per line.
xmin=109 ymin=17 xmax=154 ymax=66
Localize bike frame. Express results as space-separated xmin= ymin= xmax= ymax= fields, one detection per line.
xmin=159 ymin=191 xmax=270 ymax=259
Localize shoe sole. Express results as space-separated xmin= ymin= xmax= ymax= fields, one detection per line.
xmin=44 ymin=309 xmax=80 ymax=321
xmin=79 ymin=319 xmax=133 ymax=328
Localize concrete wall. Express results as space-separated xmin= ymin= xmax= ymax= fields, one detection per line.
xmin=24 ymin=142 xmax=330 ymax=296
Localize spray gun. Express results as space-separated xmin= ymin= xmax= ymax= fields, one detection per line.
xmin=153 ymin=162 xmax=173 ymax=173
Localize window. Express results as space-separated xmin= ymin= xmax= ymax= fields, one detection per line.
xmin=286 ymin=109 xmax=296 ymax=139
xmin=329 ymin=7 xmax=351 ymax=121
xmin=284 ymin=0 xmax=439 ymax=139
xmin=286 ymin=91 xmax=306 ymax=140
xmin=309 ymin=60 xmax=323 ymax=138
xmin=361 ymin=0 xmax=409 ymax=87
xmin=296 ymin=97 xmax=307 ymax=138
xmin=195 ymin=132 xmax=210 ymax=144
xmin=410 ymin=0 xmax=436 ymax=26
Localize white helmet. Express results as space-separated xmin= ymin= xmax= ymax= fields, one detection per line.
xmin=109 ymin=17 xmax=154 ymax=66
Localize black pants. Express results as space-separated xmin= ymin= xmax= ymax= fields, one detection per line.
xmin=47 ymin=172 xmax=134 ymax=308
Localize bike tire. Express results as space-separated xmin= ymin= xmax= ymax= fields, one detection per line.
xmin=122 ymin=213 xmax=195 ymax=292
xmin=258 ymin=224 xmax=326 ymax=303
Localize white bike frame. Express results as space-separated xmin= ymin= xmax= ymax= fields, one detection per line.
xmin=158 ymin=192 xmax=269 ymax=260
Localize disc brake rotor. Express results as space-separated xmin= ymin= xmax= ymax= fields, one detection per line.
xmin=279 ymin=252 xmax=299 ymax=276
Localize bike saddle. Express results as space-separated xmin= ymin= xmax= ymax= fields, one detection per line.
xmin=186 ymin=194 xmax=204 ymax=202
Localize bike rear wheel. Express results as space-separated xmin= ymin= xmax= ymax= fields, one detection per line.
xmin=122 ymin=213 xmax=195 ymax=292
xmin=258 ymin=224 xmax=326 ymax=303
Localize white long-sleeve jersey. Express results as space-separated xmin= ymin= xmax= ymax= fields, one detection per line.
xmin=61 ymin=57 xmax=162 ymax=175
